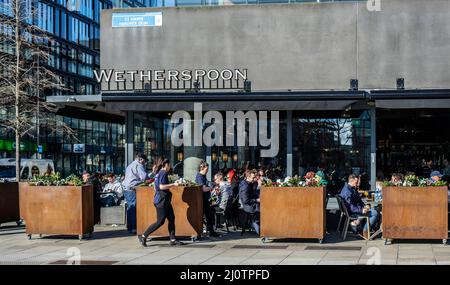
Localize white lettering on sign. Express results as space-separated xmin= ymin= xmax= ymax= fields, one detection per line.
xmin=94 ymin=69 xmax=248 ymax=84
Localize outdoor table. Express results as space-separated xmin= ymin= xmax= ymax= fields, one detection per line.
xmin=365 ymin=200 xmax=382 ymax=241
xmin=136 ymin=186 xmax=203 ymax=241
xmin=260 ymin=186 xmax=326 ymax=243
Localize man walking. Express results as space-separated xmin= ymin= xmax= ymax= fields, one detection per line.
xmin=122 ymin=153 xmax=149 ymax=234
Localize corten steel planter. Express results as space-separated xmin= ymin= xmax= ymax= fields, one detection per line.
xmin=19 ymin=184 xmax=94 ymax=240
xmin=382 ymin=186 xmax=448 ymax=244
xmin=0 ymin=182 xmax=21 ymax=226
xmin=260 ymin=186 xmax=326 ymax=243
xmin=136 ymin=186 xmax=203 ymax=241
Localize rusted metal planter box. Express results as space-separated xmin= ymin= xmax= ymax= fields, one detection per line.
xmin=0 ymin=182 xmax=21 ymax=226
xmin=260 ymin=186 xmax=326 ymax=243
xmin=382 ymin=186 xmax=448 ymax=244
xmin=136 ymin=186 xmax=203 ymax=241
xmin=19 ymin=184 xmax=94 ymax=240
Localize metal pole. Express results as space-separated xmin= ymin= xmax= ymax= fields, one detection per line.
xmin=286 ymin=110 xmax=293 ymax=177
xmin=206 ymin=147 xmax=212 ymax=181
xmin=125 ymin=111 xmax=134 ymax=166
xmin=369 ymin=107 xmax=376 ymax=192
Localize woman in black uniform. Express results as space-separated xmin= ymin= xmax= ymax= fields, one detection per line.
xmin=138 ymin=158 xmax=183 ymax=247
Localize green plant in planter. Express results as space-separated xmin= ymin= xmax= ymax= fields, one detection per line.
xmin=64 ymin=174 xmax=84 ymax=186
xmin=403 ymin=174 xmax=419 ymax=187
xmin=29 ymin=173 xmax=61 ymax=186
xmin=432 ymin=181 xmax=448 ymax=187
xmin=383 ymin=174 xmax=448 ymax=188
xmin=28 ymin=172 xmax=84 ymax=186
xmin=281 ymin=176 xmax=301 ymax=187
xmin=418 ymin=179 xmax=448 ymax=187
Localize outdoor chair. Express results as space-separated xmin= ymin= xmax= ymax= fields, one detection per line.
xmin=336 ymin=196 xmax=370 ymax=241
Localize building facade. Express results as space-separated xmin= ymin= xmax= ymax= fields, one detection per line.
xmin=4 ymin=0 xmax=450 ymax=186
xmin=65 ymin=0 xmax=449 ymax=190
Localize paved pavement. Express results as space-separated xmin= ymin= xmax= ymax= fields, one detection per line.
xmin=1 ymin=222 xmax=450 ymax=265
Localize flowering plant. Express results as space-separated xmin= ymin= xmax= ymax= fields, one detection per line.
xmin=140 ymin=178 xmax=155 ymax=187
xmin=261 ymin=172 xmax=325 ymax=188
xmin=403 ymin=174 xmax=419 ymax=187
xmin=175 ymin=178 xmax=199 ymax=187
xmin=382 ymin=174 xmax=447 ymax=188
xmin=140 ymin=176 xmax=198 ymax=187
xmin=418 ymin=179 xmax=447 ymax=187
xmin=262 ymin=179 xmax=281 ymax=187
xmin=300 ymin=171 xmax=325 ymax=187
xmin=168 ymin=174 xmax=180 ymax=183
xmin=281 ymin=176 xmax=302 ymax=187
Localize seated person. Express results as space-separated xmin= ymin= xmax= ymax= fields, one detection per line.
xmin=339 ymin=174 xmax=379 ymax=238
xmin=100 ymin=173 xmax=124 ymax=207
xmin=211 ymin=172 xmax=233 ymax=212
xmin=390 ymin=173 xmax=404 ymax=186
xmin=430 ymin=170 xmax=444 ymax=183
xmin=239 ymin=169 xmax=260 ymax=235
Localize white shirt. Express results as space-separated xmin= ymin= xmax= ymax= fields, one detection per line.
xmin=103 ymin=180 xmax=124 ymax=198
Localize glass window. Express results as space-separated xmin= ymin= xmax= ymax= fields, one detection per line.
xmin=111 ymin=124 xmax=117 ymax=147
xmin=48 ymin=5 xmax=54 ymax=33
xmin=93 ymin=121 xmax=100 ymax=145
xmin=61 ymin=11 xmax=66 ymax=39
xmin=86 ymin=120 xmax=93 ymax=145
xmin=292 ymin=112 xmax=371 ymax=193
xmin=78 ymin=119 xmax=86 ymax=143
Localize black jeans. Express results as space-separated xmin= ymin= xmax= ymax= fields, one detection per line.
xmin=203 ymin=192 xmax=215 ymax=232
xmin=143 ymin=198 xmax=176 ymax=240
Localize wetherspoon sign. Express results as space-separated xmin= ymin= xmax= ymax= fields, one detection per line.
xmin=95 ymin=68 xmax=249 ymax=91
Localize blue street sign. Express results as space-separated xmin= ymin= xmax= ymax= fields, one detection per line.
xmin=37 ymin=145 xmax=43 ymax=153
xmin=112 ymin=12 xmax=162 ymax=28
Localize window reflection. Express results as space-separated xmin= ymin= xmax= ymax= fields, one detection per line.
xmin=292 ymin=111 xmax=371 ymax=192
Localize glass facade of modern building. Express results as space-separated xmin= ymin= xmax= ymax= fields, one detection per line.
xmin=0 ymin=108 xmax=126 ymax=176
xmin=130 ymin=110 xmax=371 ymax=186
xmin=0 ymin=0 xmax=147 ymax=176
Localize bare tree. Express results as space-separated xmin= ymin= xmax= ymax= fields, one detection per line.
xmin=0 ymin=0 xmax=75 ymax=180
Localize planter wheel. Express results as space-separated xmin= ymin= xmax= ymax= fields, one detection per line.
xmin=318 ymin=238 xmax=324 ymax=244
xmin=261 ymin=237 xmax=269 ymax=243
xmin=191 ymin=236 xmax=197 ymax=243
xmin=384 ymin=239 xmax=393 ymax=245
xmin=443 ymin=239 xmax=447 ymax=245
xmin=39 ymin=234 xmax=42 ymax=238
xmin=16 ymin=219 xmax=23 ymax=226
xmin=27 ymin=234 xmax=32 ymax=240
xmin=78 ymin=235 xmax=83 ymax=241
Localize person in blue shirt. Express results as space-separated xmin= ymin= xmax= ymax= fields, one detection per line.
xmin=339 ymin=174 xmax=379 ymax=239
xmin=239 ymin=169 xmax=260 ymax=235
xmin=430 ymin=170 xmax=444 ymax=183
xmin=138 ymin=158 xmax=183 ymax=247
xmin=122 ymin=153 xmax=149 ymax=233
xmin=195 ymin=160 xmax=220 ymax=237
